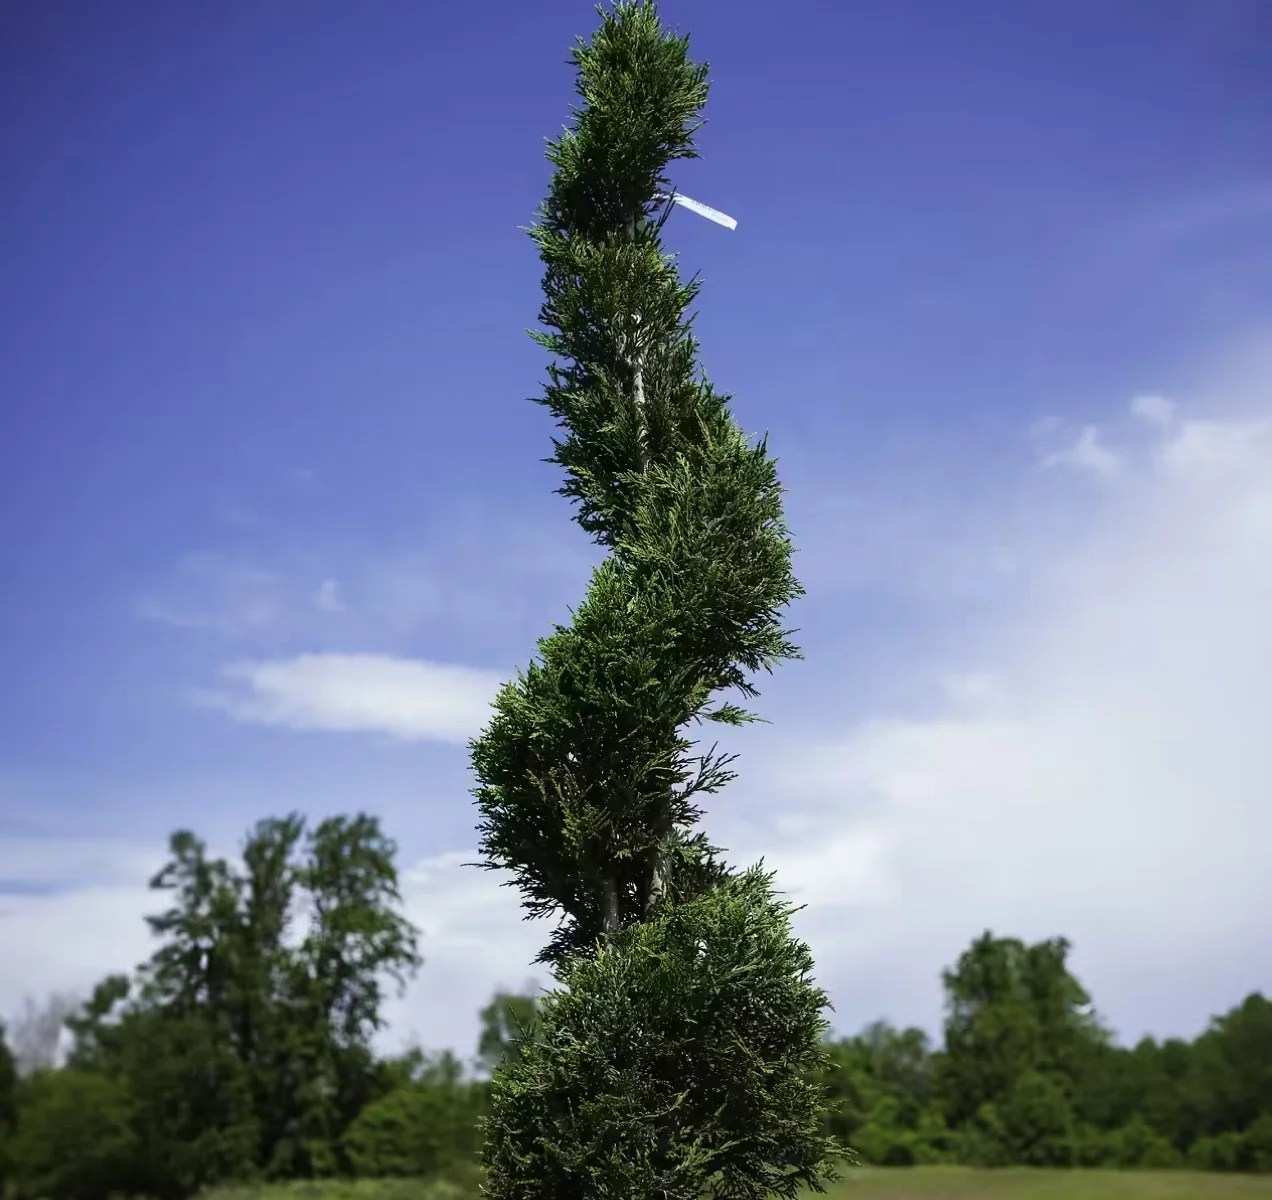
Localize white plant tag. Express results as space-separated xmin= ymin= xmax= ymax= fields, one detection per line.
xmin=655 ymin=192 xmax=738 ymax=230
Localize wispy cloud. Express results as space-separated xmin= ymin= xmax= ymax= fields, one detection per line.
xmin=0 ymin=838 xmax=164 ymax=892
xmin=138 ymin=507 xmax=596 ymax=654
xmin=1042 ymin=423 xmax=1121 ymax=477
xmin=313 ymin=578 xmax=345 ymax=613
xmin=137 ymin=553 xmax=291 ymax=635
xmin=1155 ymin=416 xmax=1271 ymax=475
xmin=1130 ymin=181 xmax=1272 ymax=244
xmin=1130 ymin=393 xmax=1176 ymax=427
xmin=200 ymin=653 xmax=503 ymax=744
xmin=0 ymin=838 xmax=165 ymax=1025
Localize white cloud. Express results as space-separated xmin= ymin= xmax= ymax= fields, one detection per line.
xmin=386 ymin=854 xmax=548 ymax=1058
xmin=1156 ymin=416 xmax=1271 ymax=475
xmin=202 ymin=653 xmax=503 ymax=744
xmin=0 ymin=882 xmax=157 ymax=1020
xmin=1042 ymin=423 xmax=1122 ymax=477
xmin=1130 ymin=393 xmax=1176 ymax=426
xmin=0 ymin=840 xmax=164 ymax=1024
xmin=313 ymin=578 xmax=344 ymax=613
xmin=939 ymin=672 xmax=1002 ymax=710
xmin=139 ymin=508 xmax=595 ymax=654
xmin=0 ymin=838 xmax=163 ymax=891
xmin=137 ymin=553 xmax=290 ymax=635
xmin=741 ymin=383 xmax=1272 ymax=1042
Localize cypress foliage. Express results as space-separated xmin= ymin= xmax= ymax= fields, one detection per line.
xmin=469 ymin=5 xmax=840 ymax=1198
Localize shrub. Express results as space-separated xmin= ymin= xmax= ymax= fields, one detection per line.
xmin=1243 ymin=1114 xmax=1272 ymax=1173
xmin=341 ymin=1082 xmax=479 ymax=1178
xmin=6 ymin=1068 xmax=139 ymax=1200
xmin=999 ymin=1070 xmax=1076 ymax=1167
xmin=482 ymin=870 xmax=842 ymax=1200
xmin=1188 ymin=1131 xmax=1248 ymax=1172
xmin=952 ymin=1103 xmax=1012 ymax=1167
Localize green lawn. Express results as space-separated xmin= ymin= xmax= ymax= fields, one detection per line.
xmin=830 ymin=1167 xmax=1272 ymax=1199
xmin=203 ymin=1169 xmax=1272 ymax=1200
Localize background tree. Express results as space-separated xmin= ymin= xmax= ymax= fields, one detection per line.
xmin=938 ymin=931 xmax=1106 ymax=1136
xmin=5 ymin=1069 xmax=140 ymax=1200
xmin=109 ymin=1007 xmax=259 ymax=1199
xmin=469 ymin=4 xmax=840 ymax=1197
xmin=341 ymin=1050 xmax=483 ymax=1180
xmin=822 ymin=1022 xmax=945 ymax=1166
xmin=268 ymin=814 xmax=423 ymax=1176
xmin=474 ymin=990 xmax=540 ymax=1076
xmin=1188 ymin=993 xmax=1272 ymax=1140
xmin=0 ymin=1022 xmax=16 ymax=1190
xmin=997 ymin=1069 xmax=1076 ymax=1167
xmin=8 ymin=900 xmax=1272 ymax=1191
xmin=39 ymin=811 xmax=421 ymax=1193
xmin=6 ymin=993 xmax=78 ymax=1078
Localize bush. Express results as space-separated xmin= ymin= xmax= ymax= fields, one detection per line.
xmin=1188 ymin=1131 xmax=1248 ymax=1172
xmin=1072 ymin=1124 xmax=1116 ymax=1167
xmin=913 ymin=1112 xmax=953 ymax=1165
xmin=6 ymin=1069 xmax=139 ymax=1200
xmin=1244 ymin=1114 xmax=1272 ymax=1173
xmin=999 ymin=1070 xmax=1075 ymax=1167
xmin=952 ymin=1103 xmax=1012 ymax=1167
xmin=853 ymin=1123 xmax=916 ymax=1167
xmin=482 ymin=870 xmax=842 ymax=1200
xmin=1109 ymin=1117 xmax=1182 ymax=1168
xmin=341 ymin=1081 xmax=480 ymax=1178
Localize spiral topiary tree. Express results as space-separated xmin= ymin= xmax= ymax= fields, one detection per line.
xmin=469 ymin=5 xmax=842 ymax=1198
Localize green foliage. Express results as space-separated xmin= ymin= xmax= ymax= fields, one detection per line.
xmin=1189 ymin=994 xmax=1272 ymax=1139
xmin=939 ymin=932 xmax=1107 ymax=1130
xmin=1107 ymin=1117 xmax=1184 ymax=1169
xmin=483 ymin=870 xmax=840 ymax=1200
xmin=950 ymin=1103 xmax=1013 ymax=1168
xmin=8 ymin=811 xmax=421 ymax=1198
xmin=1245 ymin=1114 xmax=1272 ymax=1173
xmin=341 ymin=1074 xmax=481 ymax=1180
xmin=7 ymin=916 xmax=1272 ymax=1194
xmin=817 ymin=934 xmax=1272 ymax=1178
xmin=0 ymin=1022 xmax=16 ymax=1189
xmin=475 ymin=991 xmax=540 ymax=1076
xmin=6 ymin=1068 xmax=139 ymax=1200
xmin=111 ymin=1007 xmax=259 ymax=1197
xmin=471 ymin=0 xmax=803 ymax=964
xmin=822 ymin=1023 xmax=945 ymax=1166
xmin=1184 ymin=1115 xmax=1272 ymax=1175
xmin=468 ymin=3 xmax=837 ymax=1197
xmin=1189 ymin=1132 xmax=1251 ymax=1172
xmin=998 ymin=1070 xmax=1075 ymax=1167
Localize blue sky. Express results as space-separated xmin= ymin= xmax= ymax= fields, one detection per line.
xmin=2 ymin=0 xmax=1270 ymax=1061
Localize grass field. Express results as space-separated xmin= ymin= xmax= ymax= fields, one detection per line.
xmin=830 ymin=1166 xmax=1272 ymax=1198
xmin=203 ymin=1168 xmax=1272 ymax=1200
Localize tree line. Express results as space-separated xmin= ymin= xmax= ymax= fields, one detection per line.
xmin=822 ymin=932 xmax=1272 ymax=1173
xmin=0 ymin=814 xmax=1267 ymax=1200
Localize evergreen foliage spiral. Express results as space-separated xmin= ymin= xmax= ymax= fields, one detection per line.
xmin=469 ymin=6 xmax=840 ymax=1197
